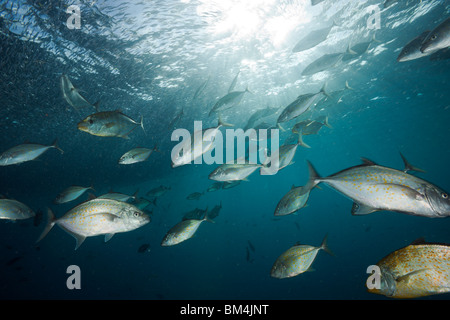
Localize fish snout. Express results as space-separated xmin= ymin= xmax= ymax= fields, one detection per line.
xmin=77 ymin=120 xmax=88 ymax=132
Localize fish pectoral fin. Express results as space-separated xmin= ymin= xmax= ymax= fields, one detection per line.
xmin=105 ymin=122 xmax=116 ymax=128
xmin=378 ymin=183 xmax=425 ymax=200
xmin=396 ymin=269 xmax=432 ymax=284
xmin=351 ymin=202 xmax=378 ymax=215
xmin=104 ymin=233 xmax=115 ymax=242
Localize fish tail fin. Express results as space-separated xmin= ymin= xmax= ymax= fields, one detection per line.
xmin=204 ymin=210 xmax=215 ymax=224
xmin=36 ymin=208 xmax=57 ymax=244
xmin=346 ymin=42 xmax=357 ymax=55
xmin=371 ymin=32 xmax=381 ymax=43
xmin=323 ymin=115 xmax=332 ymax=129
xmin=153 ymin=144 xmax=163 ymax=154
xmin=345 ymin=80 xmax=354 ymax=91
xmin=277 ymin=123 xmax=286 ymax=132
xmin=400 ymin=152 xmax=426 ymax=173
xmin=297 ymin=130 xmax=311 ymax=149
xmin=218 ymin=113 xmax=233 ymax=127
xmin=303 ymin=160 xmax=321 ymax=194
xmin=51 ymin=139 xmax=64 ymax=154
xmin=320 ymin=82 xmax=331 ymax=99
xmin=93 ymin=100 xmax=100 ymax=112
xmin=320 ymin=233 xmax=334 ymax=256
xmin=140 ymin=116 xmax=146 ymax=135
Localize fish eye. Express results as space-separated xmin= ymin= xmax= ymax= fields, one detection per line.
xmin=88 ymin=119 xmax=94 ymax=124
xmin=431 ymin=34 xmax=437 ymax=40
xmin=442 ymin=193 xmax=448 ymax=199
xmin=133 ymin=212 xmax=140 ymax=217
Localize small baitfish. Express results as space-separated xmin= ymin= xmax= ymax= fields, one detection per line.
xmin=301 ymin=154 xmax=450 ymax=217
xmin=270 ymin=234 xmax=333 ymax=279
xmin=0 ymin=139 xmax=63 ymax=166
xmin=37 ymin=199 xmax=150 ymax=250
xmin=368 ymin=239 xmax=450 ymax=299
xmin=78 ymin=110 xmax=145 ymax=139
xmin=0 ymin=199 xmax=35 ymax=220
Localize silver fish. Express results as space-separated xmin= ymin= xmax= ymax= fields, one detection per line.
xmin=301 ymin=53 xmax=344 ymax=76
xmin=208 ymin=162 xmax=263 ymax=182
xmin=292 ymin=116 xmax=331 ymax=135
xmin=292 ymin=23 xmax=335 ymax=53
xmin=171 ymin=116 xmax=232 ymax=168
xmin=60 ymin=74 xmax=98 ymax=111
xmin=244 ymin=105 xmax=280 ymax=131
xmin=209 ymin=87 xmax=251 ymax=116
xmin=420 ymin=17 xmax=450 ymax=54
xmin=274 ymin=186 xmax=310 ymax=216
xmin=118 ymin=146 xmax=158 ymax=165
xmin=277 ymin=84 xmax=327 ymax=124
xmin=397 ymin=31 xmax=434 ymax=62
xmin=78 ymin=110 xmax=144 ymax=139
xmin=37 ymin=199 xmax=150 ymax=250
xmin=97 ymin=190 xmax=138 ymax=202
xmin=54 ymin=185 xmax=93 ymax=204
xmin=161 ymin=212 xmax=214 ymax=246
xmin=301 ymin=154 xmax=450 ymax=217
xmin=0 ymin=199 xmax=35 ymax=220
xmin=270 ymin=234 xmax=333 ymax=279
xmin=0 ymin=139 xmax=63 ymax=166
xmin=342 ymin=34 xmax=379 ymax=62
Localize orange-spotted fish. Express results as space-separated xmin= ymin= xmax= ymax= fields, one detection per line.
xmin=78 ymin=111 xmax=144 ymax=139
xmin=37 ymin=199 xmax=150 ymax=250
xmin=301 ymin=154 xmax=450 ymax=217
xmin=368 ymin=239 xmax=450 ymax=298
xmin=270 ymin=234 xmax=333 ymax=279
xmin=161 ymin=211 xmax=214 ymax=246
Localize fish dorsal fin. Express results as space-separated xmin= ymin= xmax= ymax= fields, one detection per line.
xmin=410 ymin=237 xmax=427 ymax=245
xmin=399 ymin=152 xmax=426 ymax=173
xmin=351 ymin=202 xmax=378 ymax=215
xmin=360 ymin=157 xmax=377 ymax=166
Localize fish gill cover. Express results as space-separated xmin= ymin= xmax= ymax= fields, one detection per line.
xmin=0 ymin=0 xmax=449 ymax=303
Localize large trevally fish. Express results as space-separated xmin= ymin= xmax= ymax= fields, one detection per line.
xmin=37 ymin=199 xmax=150 ymax=249
xmin=301 ymin=154 xmax=450 ymax=218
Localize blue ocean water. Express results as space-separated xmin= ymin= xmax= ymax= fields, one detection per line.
xmin=0 ymin=0 xmax=449 ymax=302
